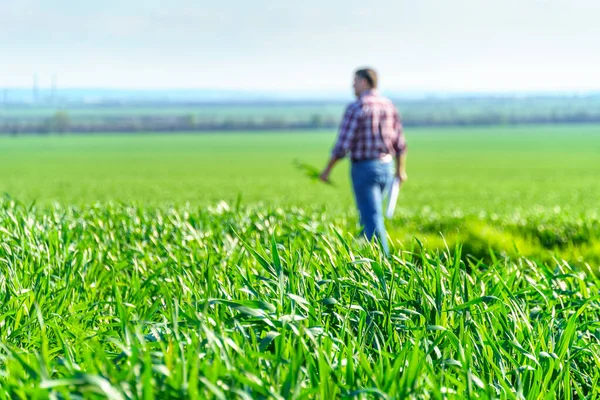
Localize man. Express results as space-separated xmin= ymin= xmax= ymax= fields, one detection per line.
xmin=320 ymin=68 xmax=407 ymax=255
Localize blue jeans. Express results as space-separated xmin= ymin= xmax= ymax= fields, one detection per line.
xmin=351 ymin=160 xmax=394 ymax=255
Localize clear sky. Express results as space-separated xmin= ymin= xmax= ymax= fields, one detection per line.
xmin=1 ymin=0 xmax=599 ymax=92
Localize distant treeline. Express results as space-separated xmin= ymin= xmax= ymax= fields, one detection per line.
xmin=3 ymin=113 xmax=600 ymax=134
xmin=0 ymin=114 xmax=336 ymax=134
xmin=2 ymin=96 xmax=600 ymax=134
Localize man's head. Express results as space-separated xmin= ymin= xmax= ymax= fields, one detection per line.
xmin=353 ymin=68 xmax=378 ymax=97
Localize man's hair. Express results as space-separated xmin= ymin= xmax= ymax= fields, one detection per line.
xmin=355 ymin=68 xmax=378 ymax=88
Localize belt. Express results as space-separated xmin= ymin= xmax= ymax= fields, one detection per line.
xmin=352 ymin=154 xmax=393 ymax=163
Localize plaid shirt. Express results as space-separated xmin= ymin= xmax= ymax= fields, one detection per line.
xmin=332 ymin=90 xmax=407 ymax=161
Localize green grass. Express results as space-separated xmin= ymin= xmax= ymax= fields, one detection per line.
xmin=1 ymin=124 xmax=598 ymax=263
xmin=0 ymin=125 xmax=599 ymax=212
xmin=0 ymin=201 xmax=599 ymax=398
xmin=1 ymin=125 xmax=600 ymax=397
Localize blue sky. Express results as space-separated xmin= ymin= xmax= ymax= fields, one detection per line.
xmin=1 ymin=0 xmax=599 ymax=92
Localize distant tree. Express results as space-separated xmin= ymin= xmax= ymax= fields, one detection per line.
xmin=263 ymin=116 xmax=286 ymax=128
xmin=50 ymin=110 xmax=70 ymax=133
xmin=310 ymin=114 xmax=323 ymax=127
xmin=184 ymin=113 xmax=197 ymax=129
xmin=324 ymin=116 xmax=337 ymax=127
xmin=223 ymin=117 xmax=238 ymax=128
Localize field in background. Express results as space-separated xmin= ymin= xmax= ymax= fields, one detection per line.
xmin=1 ymin=125 xmax=599 ymax=211
xmin=1 ymin=124 xmax=600 ymax=264
xmin=2 ymin=124 xmax=600 ymax=397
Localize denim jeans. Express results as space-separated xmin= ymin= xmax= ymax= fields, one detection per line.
xmin=351 ymin=159 xmax=394 ymax=255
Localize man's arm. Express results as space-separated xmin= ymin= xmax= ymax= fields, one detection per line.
xmin=393 ymin=109 xmax=408 ymax=183
xmin=320 ymin=105 xmax=359 ymax=182
xmin=395 ymin=152 xmax=407 ymax=182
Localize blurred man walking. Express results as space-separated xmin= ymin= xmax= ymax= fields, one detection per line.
xmin=320 ymin=68 xmax=407 ymax=255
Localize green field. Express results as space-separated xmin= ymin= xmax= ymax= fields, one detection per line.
xmin=1 ymin=125 xmax=599 ymax=211
xmin=1 ymin=125 xmax=600 ymax=397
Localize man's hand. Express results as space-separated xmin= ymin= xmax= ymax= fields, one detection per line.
xmin=395 ymin=170 xmax=408 ymax=183
xmin=319 ymin=169 xmax=331 ymax=183
xmin=395 ymin=153 xmax=408 ymax=184
xmin=320 ymin=156 xmax=341 ymax=184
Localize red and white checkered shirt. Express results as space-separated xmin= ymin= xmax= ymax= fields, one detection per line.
xmin=332 ymin=90 xmax=407 ymax=161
